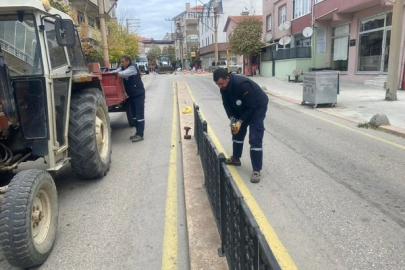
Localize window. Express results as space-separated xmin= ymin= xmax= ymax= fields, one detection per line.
xmin=293 ymin=0 xmax=311 ymax=19
xmin=279 ymin=5 xmax=286 ymax=25
xmin=0 ymin=14 xmax=43 ymax=76
xmin=294 ymin=33 xmax=311 ymax=47
xmin=331 ymin=24 xmax=349 ymax=71
xmin=77 ymin=12 xmax=85 ymax=24
xmin=266 ymin=15 xmax=272 ymax=31
xmin=44 ymin=21 xmax=68 ymax=69
xmin=88 ymin=17 xmax=95 ymax=28
xmin=358 ymin=13 xmax=392 ymax=72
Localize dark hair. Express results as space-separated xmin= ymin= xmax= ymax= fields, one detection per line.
xmin=213 ymin=68 xmax=229 ymax=81
xmin=121 ymin=55 xmax=131 ymax=62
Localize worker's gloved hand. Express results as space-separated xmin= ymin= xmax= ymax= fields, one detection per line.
xmin=232 ymin=120 xmax=243 ymax=135
xmin=229 ymin=116 xmax=237 ymax=128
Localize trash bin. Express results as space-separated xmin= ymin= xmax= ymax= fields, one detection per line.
xmin=302 ymin=71 xmax=339 ymax=108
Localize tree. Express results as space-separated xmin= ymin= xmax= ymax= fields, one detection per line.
xmin=229 ymin=17 xmax=263 ymax=75
xmin=49 ymin=0 xmax=69 ymax=13
xmin=147 ymin=46 xmax=161 ymax=66
xmin=106 ymin=21 xmax=139 ymax=65
xmin=167 ymin=46 xmax=176 ymax=64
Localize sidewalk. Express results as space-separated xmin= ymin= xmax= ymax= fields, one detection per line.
xmin=249 ymin=75 xmax=405 ymax=135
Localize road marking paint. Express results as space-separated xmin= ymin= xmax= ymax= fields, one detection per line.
xmin=161 ymin=83 xmax=178 ymax=270
xmin=186 ymin=83 xmax=298 ymax=270
xmin=272 ymin=98 xmax=405 ymax=151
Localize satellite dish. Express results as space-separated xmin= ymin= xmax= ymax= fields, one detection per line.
xmin=265 ymin=33 xmax=273 ymax=42
xmin=303 ymin=27 xmax=314 ymax=37
xmin=278 ymin=21 xmax=291 ymax=31
xmin=279 ymin=35 xmax=291 ymax=46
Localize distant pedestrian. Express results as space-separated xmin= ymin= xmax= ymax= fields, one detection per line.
xmin=213 ymin=68 xmax=268 ymax=183
xmin=115 ymin=55 xmax=146 ymax=142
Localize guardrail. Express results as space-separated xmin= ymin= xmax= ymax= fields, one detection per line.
xmin=193 ymin=103 xmax=281 ymax=270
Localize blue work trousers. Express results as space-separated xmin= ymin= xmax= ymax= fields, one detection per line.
xmin=232 ymin=106 xmax=267 ymax=171
xmin=129 ymin=94 xmax=145 ymax=136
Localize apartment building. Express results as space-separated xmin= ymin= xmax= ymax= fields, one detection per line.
xmin=199 ymin=0 xmax=263 ymax=69
xmin=68 ymin=0 xmax=117 ymax=45
xmin=172 ymin=3 xmax=203 ymax=69
xmin=261 ymin=0 xmax=405 ymax=88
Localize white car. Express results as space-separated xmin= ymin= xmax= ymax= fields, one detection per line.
xmin=209 ymin=60 xmax=242 ymax=74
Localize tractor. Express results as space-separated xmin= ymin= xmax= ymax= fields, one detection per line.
xmin=0 ymin=0 xmax=112 ymax=268
xmin=156 ymin=55 xmax=174 ymax=74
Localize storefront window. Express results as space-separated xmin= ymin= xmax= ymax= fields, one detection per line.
xmin=331 ymin=24 xmax=349 ymax=71
xmin=358 ymin=13 xmax=391 ymax=72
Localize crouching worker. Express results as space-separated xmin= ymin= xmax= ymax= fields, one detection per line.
xmin=213 ymin=68 xmax=268 ymax=183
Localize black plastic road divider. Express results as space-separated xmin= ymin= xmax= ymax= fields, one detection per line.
xmin=193 ymin=103 xmax=282 ymax=270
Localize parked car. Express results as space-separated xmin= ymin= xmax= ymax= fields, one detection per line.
xmin=208 ymin=60 xmax=242 ymax=74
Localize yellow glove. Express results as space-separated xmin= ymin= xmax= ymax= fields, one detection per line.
xmin=232 ymin=120 xmax=243 ymax=135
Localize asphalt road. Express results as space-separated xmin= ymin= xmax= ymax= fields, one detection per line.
xmin=184 ymin=73 xmax=405 ymax=270
xmin=0 ymin=73 xmax=189 ymax=270
xmin=1 ymin=72 xmax=405 ymax=270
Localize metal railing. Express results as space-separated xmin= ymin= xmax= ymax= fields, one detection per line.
xmin=194 ymin=103 xmax=281 ymax=270
xmin=275 ymin=47 xmax=311 ymax=61
xmin=0 ymin=39 xmax=34 ymax=66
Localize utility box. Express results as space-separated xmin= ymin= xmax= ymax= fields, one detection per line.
xmin=302 ymin=71 xmax=339 ymax=108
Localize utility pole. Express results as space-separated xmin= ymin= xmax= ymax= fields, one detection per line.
xmin=385 ymin=0 xmax=403 ymax=101
xmin=214 ymin=0 xmax=219 ymax=65
xmin=98 ymin=0 xmax=109 ymax=67
xmin=176 ymin=20 xmax=184 ymax=69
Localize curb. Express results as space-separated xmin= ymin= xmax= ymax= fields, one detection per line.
xmin=176 ymin=82 xmax=228 ymax=270
xmin=263 ymin=89 xmax=405 ymax=137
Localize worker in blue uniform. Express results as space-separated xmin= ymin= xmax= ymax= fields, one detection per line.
xmin=116 ymin=55 xmax=145 ymax=142
xmin=213 ymin=68 xmax=268 ymax=183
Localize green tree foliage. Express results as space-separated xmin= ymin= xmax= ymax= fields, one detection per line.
xmin=229 ymin=17 xmax=263 ymax=74
xmin=82 ymin=42 xmax=103 ymax=64
xmin=107 ymin=21 xmax=139 ymax=64
xmin=49 ymin=0 xmax=69 ymax=13
xmin=167 ymin=46 xmax=176 ymax=64
xmin=147 ymin=46 xmax=161 ymax=66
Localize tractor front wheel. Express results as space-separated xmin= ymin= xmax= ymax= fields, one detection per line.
xmin=0 ymin=169 xmax=58 ymax=268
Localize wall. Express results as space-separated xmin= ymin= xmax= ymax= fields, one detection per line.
xmin=262 ymin=0 xmax=274 ymax=39
xmin=260 ymin=61 xmax=272 ymax=77
xmin=261 ymin=58 xmax=312 ymax=79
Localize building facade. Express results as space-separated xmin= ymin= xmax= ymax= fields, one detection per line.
xmin=261 ymin=0 xmax=405 ymax=88
xmin=172 ymin=3 xmax=203 ymax=69
xmin=68 ymin=0 xmax=117 ymax=45
xmin=199 ymin=0 xmax=263 ymax=69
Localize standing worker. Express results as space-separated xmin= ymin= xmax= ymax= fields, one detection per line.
xmin=115 ymin=55 xmax=146 ymax=142
xmin=213 ymin=68 xmax=268 ymax=183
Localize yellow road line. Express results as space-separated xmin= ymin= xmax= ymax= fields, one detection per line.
xmin=186 ymin=83 xmax=298 ymax=270
xmin=161 ymin=83 xmax=178 ymax=270
xmin=274 ymin=98 xmax=405 ymax=151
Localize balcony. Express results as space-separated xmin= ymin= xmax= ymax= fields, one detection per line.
xmin=274 ymin=47 xmax=311 ymax=60
xmin=314 ymin=0 xmax=381 ymax=21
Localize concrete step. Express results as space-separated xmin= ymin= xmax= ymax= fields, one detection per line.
xmin=364 ymin=80 xmax=385 ymax=88
xmin=364 ymin=75 xmax=387 ymax=88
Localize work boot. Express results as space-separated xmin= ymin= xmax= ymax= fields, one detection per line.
xmin=224 ymin=156 xmax=241 ymax=166
xmin=131 ymin=135 xmax=144 ymax=142
xmin=250 ymin=171 xmax=261 ymax=183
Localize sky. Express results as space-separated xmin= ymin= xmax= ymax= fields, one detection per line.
xmin=116 ymin=0 xmax=203 ymax=39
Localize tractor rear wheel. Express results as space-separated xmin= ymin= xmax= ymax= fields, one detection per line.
xmin=0 ymin=169 xmax=58 ymax=268
xmin=68 ymin=88 xmax=112 ymax=179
